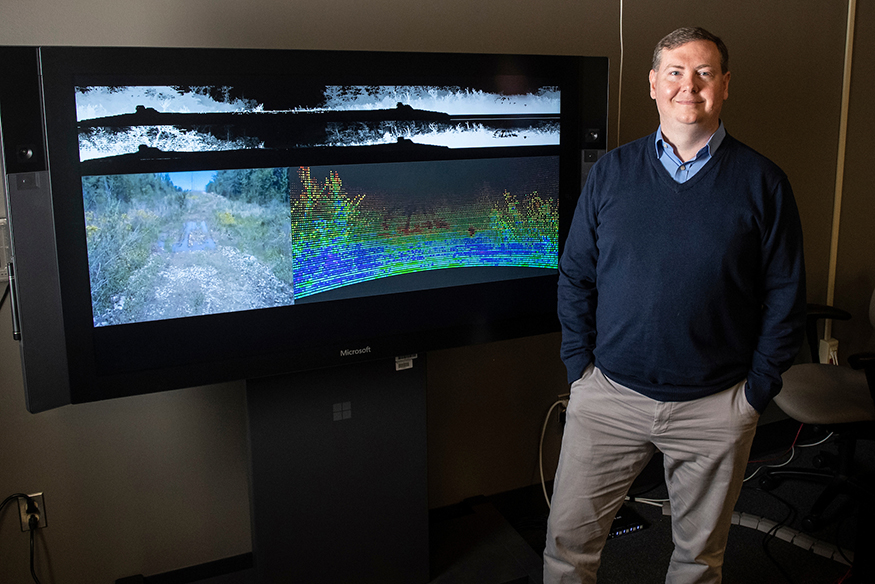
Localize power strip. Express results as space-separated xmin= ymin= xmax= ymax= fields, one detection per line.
xmin=608 ymin=505 xmax=649 ymax=539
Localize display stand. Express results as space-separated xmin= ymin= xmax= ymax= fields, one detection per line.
xmin=246 ymin=355 xmax=429 ymax=583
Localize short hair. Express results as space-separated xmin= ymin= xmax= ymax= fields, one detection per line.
xmin=652 ymin=27 xmax=729 ymax=74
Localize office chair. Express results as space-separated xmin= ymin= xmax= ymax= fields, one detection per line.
xmin=759 ymin=290 xmax=875 ymax=580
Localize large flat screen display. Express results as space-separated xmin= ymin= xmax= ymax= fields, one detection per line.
xmin=0 ymin=46 xmax=608 ymax=412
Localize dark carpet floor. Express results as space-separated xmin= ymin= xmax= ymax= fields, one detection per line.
xmin=471 ymin=422 xmax=873 ymax=584
xmin=158 ymin=421 xmax=873 ymax=584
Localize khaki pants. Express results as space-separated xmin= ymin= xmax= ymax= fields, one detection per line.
xmin=543 ymin=365 xmax=760 ymax=584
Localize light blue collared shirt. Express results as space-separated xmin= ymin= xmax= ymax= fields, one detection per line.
xmin=655 ymin=123 xmax=726 ymax=183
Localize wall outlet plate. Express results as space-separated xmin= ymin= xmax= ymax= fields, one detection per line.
xmin=819 ymin=337 xmax=840 ymax=364
xmin=18 ymin=492 xmax=47 ymax=531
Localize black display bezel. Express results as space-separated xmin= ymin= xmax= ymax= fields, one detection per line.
xmin=1 ymin=46 xmax=608 ymax=411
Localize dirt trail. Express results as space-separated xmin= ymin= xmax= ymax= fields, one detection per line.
xmin=137 ymin=245 xmax=294 ymax=322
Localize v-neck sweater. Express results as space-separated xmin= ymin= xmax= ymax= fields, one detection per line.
xmin=558 ymin=131 xmax=807 ymax=412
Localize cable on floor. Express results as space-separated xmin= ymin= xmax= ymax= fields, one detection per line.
xmin=539 ymin=398 xmax=569 ymax=509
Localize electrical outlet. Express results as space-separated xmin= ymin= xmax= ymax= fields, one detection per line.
xmin=18 ymin=493 xmax=47 ymax=531
xmin=819 ymin=338 xmax=839 ymax=364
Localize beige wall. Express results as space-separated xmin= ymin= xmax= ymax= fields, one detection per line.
xmin=1 ymin=1 xmax=873 ymax=582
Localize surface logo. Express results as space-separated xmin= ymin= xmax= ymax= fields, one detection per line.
xmin=333 ymin=401 xmax=352 ymax=421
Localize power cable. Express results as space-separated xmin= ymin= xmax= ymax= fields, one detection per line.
xmin=616 ymin=0 xmax=624 ymax=148
xmin=539 ymin=398 xmax=568 ymax=509
xmin=1 ymin=493 xmax=43 ymax=584
xmin=757 ymin=488 xmax=798 ymax=584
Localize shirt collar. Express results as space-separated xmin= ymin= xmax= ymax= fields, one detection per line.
xmin=654 ymin=122 xmax=726 ymax=160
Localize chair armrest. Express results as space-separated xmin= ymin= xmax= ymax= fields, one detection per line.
xmin=807 ymin=304 xmax=853 ymax=322
xmin=848 ymin=352 xmax=875 ymax=408
xmin=847 ymin=352 xmax=875 ymax=370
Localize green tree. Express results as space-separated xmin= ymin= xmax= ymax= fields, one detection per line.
xmin=207 ymin=168 xmax=288 ymax=205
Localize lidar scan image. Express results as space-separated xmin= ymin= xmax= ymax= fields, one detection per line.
xmin=75 ymin=82 xmax=560 ymax=158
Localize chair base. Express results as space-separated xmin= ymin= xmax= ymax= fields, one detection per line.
xmin=760 ymin=459 xmax=875 ymax=578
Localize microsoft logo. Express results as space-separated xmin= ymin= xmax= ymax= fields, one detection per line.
xmin=340 ymin=346 xmax=372 ymax=357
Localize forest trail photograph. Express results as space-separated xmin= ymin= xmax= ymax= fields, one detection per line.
xmin=84 ymin=171 xmax=294 ymax=326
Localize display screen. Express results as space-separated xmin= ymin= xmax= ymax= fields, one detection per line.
xmin=1 ymin=46 xmax=607 ymax=411
xmin=77 ymin=81 xmax=561 ymax=326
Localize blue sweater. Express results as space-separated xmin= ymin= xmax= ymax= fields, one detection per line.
xmin=558 ymin=132 xmax=806 ymax=412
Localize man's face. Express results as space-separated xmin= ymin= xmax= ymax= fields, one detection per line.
xmin=648 ymin=40 xmax=730 ymax=135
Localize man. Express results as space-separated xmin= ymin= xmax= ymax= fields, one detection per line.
xmin=544 ymin=27 xmax=806 ymax=583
